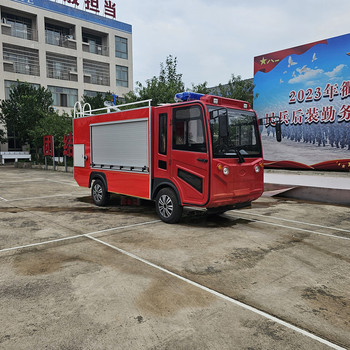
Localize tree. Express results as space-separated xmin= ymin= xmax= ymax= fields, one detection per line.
xmin=123 ymin=56 xmax=256 ymax=107
xmin=0 ymin=128 xmax=6 ymax=144
xmin=0 ymin=82 xmax=54 ymax=150
xmin=0 ymin=82 xmax=72 ymax=159
xmin=28 ymin=111 xmax=72 ymax=157
xmin=190 ymin=81 xmax=210 ymax=94
xmin=216 ymin=74 xmax=257 ymax=106
xmin=81 ymin=91 xmax=116 ymax=110
xmin=124 ymin=55 xmax=185 ymax=106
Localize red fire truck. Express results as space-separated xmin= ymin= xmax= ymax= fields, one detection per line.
xmin=73 ymin=92 xmax=266 ymax=223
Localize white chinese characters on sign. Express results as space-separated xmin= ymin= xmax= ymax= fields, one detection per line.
xmin=265 ymin=80 xmax=350 ymax=126
xmin=49 ymin=0 xmax=116 ymax=19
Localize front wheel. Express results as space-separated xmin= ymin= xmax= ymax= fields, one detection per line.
xmin=155 ymin=188 xmax=183 ymax=224
xmin=91 ymin=179 xmax=110 ymax=206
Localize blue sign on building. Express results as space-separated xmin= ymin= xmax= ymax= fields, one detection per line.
xmin=11 ymin=0 xmax=132 ymax=33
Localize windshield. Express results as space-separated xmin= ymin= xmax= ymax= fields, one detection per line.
xmin=208 ymin=106 xmax=261 ymax=159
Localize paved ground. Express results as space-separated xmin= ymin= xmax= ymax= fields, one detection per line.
xmin=0 ymin=167 xmax=349 ymax=350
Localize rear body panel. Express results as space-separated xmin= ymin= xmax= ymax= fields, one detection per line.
xmin=73 ymin=106 xmax=152 ymax=199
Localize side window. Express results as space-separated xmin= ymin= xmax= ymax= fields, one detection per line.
xmin=173 ymin=106 xmax=206 ymax=152
xmin=159 ymin=113 xmax=167 ymax=155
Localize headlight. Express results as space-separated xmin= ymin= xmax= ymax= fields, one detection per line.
xmin=223 ymin=166 xmax=230 ymax=175
xmin=255 ymin=165 xmax=260 ymax=173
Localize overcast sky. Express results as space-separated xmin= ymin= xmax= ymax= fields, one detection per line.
xmin=116 ymin=0 xmax=350 ymax=89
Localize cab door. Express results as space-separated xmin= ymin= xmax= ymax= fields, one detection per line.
xmin=170 ymin=104 xmax=210 ymax=206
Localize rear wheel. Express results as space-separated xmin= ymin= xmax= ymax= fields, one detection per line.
xmin=155 ymin=188 xmax=182 ymax=224
xmin=91 ymin=179 xmax=109 ymax=206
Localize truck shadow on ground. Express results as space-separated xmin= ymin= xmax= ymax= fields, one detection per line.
xmin=0 ymin=194 xmax=254 ymax=228
xmin=77 ymin=194 xmax=251 ymax=228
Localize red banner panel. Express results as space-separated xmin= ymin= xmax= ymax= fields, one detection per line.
xmin=43 ymin=135 xmax=53 ymax=157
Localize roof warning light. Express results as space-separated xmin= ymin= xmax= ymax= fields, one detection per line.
xmin=174 ymin=92 xmax=204 ymax=102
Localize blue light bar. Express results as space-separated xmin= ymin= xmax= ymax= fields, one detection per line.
xmin=175 ymin=92 xmax=204 ymax=102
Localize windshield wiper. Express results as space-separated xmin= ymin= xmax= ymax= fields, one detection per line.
xmin=235 ymin=147 xmax=245 ymax=163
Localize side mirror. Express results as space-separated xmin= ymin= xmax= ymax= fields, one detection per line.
xmin=275 ymin=121 xmax=282 ymax=142
xmin=219 ymin=114 xmax=229 ymax=138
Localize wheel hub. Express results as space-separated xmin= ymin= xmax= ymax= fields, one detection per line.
xmin=93 ymin=184 xmax=103 ymax=202
xmin=159 ymin=195 xmax=173 ymax=218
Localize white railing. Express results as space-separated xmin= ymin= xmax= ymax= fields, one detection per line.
xmin=73 ymin=99 xmax=152 ymax=118
xmin=0 ymin=151 xmax=31 ymax=165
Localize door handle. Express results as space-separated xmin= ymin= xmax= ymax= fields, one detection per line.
xmin=197 ymin=158 xmax=208 ymax=163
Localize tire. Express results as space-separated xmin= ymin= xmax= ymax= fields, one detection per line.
xmin=91 ymin=179 xmax=110 ymax=206
xmin=155 ymin=188 xmax=183 ymax=224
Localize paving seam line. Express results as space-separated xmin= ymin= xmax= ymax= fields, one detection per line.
xmin=5 ymin=193 xmax=79 ymax=202
xmin=238 ymin=211 xmax=350 ymax=234
xmin=0 ymin=178 xmax=46 ymax=184
xmin=0 ymin=220 xmax=161 ymax=254
xmin=44 ymin=179 xmax=79 ymax=187
xmin=85 ymin=234 xmax=347 ymax=350
xmin=1 ymin=177 xmax=79 ymax=187
xmin=228 ymin=214 xmax=350 ymax=241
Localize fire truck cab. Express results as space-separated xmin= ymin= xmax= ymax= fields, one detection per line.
xmin=73 ymin=92 xmax=264 ymax=223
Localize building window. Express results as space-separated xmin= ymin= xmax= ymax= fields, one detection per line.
xmin=82 ymin=32 xmax=107 ymax=55
xmin=3 ymin=44 xmax=40 ymax=76
xmin=115 ymin=36 xmax=127 ymax=59
xmin=46 ymin=53 xmax=77 ymax=81
xmin=45 ymin=22 xmax=75 ymax=49
xmin=5 ymin=80 xmax=40 ymax=100
xmin=116 ymin=65 xmax=128 ymax=87
xmin=83 ymin=90 xmax=112 ymax=99
xmin=47 ymin=86 xmax=78 ymax=108
xmin=83 ymin=59 xmax=110 ymax=86
xmin=45 ymin=23 xmax=69 ymax=45
xmin=84 ymin=90 xmax=102 ymax=98
xmin=6 ymin=128 xmax=23 ymax=151
xmin=1 ymin=12 xmax=36 ymax=40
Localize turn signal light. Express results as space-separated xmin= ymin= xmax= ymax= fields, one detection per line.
xmin=217 ymin=164 xmax=229 ymax=175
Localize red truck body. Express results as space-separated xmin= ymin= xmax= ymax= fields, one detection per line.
xmin=73 ymin=93 xmax=264 ymax=223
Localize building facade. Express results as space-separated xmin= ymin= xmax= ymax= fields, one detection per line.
xmin=0 ymin=0 xmax=133 ymax=151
